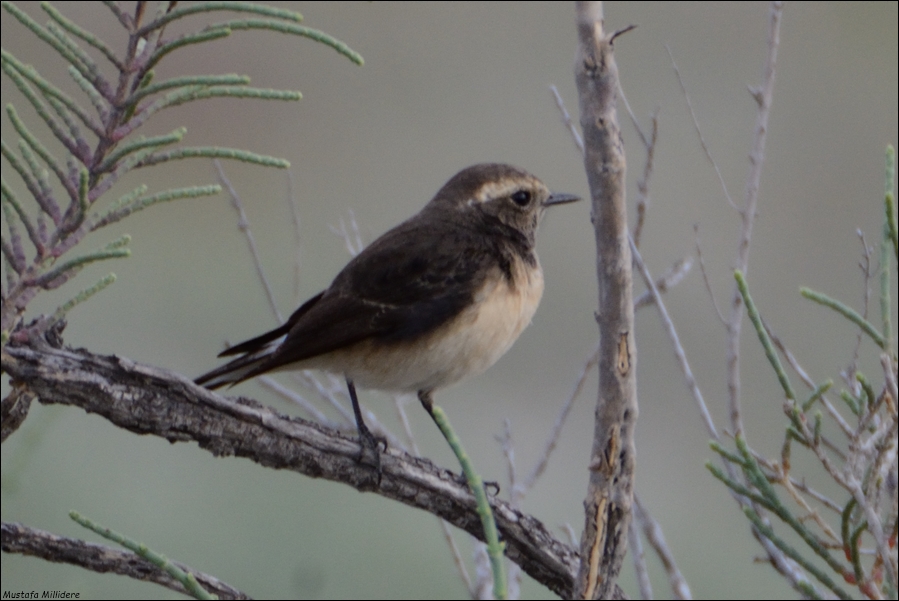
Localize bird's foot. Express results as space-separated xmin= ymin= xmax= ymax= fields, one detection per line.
xmin=356 ymin=427 xmax=387 ymax=486
xmin=452 ymin=473 xmax=500 ymax=496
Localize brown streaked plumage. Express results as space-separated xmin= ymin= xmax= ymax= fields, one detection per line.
xmin=196 ymin=163 xmax=578 ymax=474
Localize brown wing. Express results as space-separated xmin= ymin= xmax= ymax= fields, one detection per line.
xmin=244 ymin=215 xmax=501 ymax=376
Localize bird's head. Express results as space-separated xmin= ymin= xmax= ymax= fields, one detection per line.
xmin=425 ymin=164 xmax=580 ymax=243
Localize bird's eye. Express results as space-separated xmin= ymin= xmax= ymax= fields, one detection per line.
xmin=511 ymin=190 xmax=531 ymax=207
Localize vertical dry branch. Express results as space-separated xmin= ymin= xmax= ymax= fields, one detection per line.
xmin=573 ymin=2 xmax=637 ymax=599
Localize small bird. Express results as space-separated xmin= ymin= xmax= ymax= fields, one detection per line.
xmin=196 ymin=163 xmax=579 ymax=472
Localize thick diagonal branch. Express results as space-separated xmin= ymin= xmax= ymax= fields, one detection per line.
xmin=1 ymin=341 xmax=578 ymax=598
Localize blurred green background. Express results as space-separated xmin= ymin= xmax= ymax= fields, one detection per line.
xmin=2 ymin=2 xmax=897 ymax=599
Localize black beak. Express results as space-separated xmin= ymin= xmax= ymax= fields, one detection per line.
xmin=543 ymin=192 xmax=581 ymax=207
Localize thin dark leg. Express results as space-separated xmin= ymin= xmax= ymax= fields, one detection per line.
xmin=346 ymin=377 xmax=382 ymax=482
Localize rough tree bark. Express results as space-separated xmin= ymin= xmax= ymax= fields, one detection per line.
xmin=573 ymin=2 xmax=638 ymax=599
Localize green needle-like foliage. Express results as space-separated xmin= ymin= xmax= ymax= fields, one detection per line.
xmin=69 ymin=511 xmax=217 ymax=600
xmin=429 ymin=404 xmax=508 ymax=600
xmin=710 ymin=148 xmax=899 ymax=598
xmin=1 ymin=1 xmax=363 ymax=343
xmin=735 ymin=269 xmax=797 ymax=402
xmin=800 ymin=287 xmax=886 ymax=350
xmin=1 ymin=3 xmax=368 ymax=598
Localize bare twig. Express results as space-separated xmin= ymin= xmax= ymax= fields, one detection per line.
xmin=519 ymin=254 xmax=690 ymax=503
xmin=287 ymin=169 xmax=303 ymax=303
xmin=444 ymin=523 xmax=476 ymax=598
xmin=778 ymin=472 xmax=841 ymax=544
xmin=473 ymin=544 xmax=495 ymax=600
xmin=214 ymin=160 xmax=283 ymax=324
xmin=693 ymin=224 xmax=727 ymax=325
xmin=633 ymin=257 xmax=692 ymax=311
xmin=290 ymin=371 xmax=354 ymax=426
xmin=256 ymin=375 xmax=336 ymax=427
xmin=550 ymin=84 xmax=584 ymax=155
xmin=634 ymin=494 xmax=691 ymax=600
xmin=662 ymin=6 xmax=814 ymax=593
xmin=628 ymin=516 xmax=653 ymax=600
xmin=666 ymin=45 xmax=737 ymax=211
xmin=724 ymin=1 xmax=782 ymax=438
xmin=329 ymin=209 xmax=364 ymax=257
xmin=499 ymin=419 xmax=521 ymax=505
xmin=631 ymin=110 xmax=658 ymax=248
xmin=520 ymin=341 xmax=599 ymax=498
xmin=768 ymin=329 xmax=854 ymax=437
xmin=848 ymin=476 xmax=897 ymax=591
xmin=630 ymin=238 xmax=718 ymax=439
xmin=616 ymin=81 xmax=650 ymax=149
xmin=392 ymin=394 xmax=419 ymax=453
xmin=784 ymin=477 xmax=842 ymax=514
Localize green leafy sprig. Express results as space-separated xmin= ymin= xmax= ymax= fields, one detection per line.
xmin=1 ymin=1 xmax=362 ymax=344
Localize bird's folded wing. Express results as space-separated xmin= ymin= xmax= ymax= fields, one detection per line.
xmin=257 ymin=220 xmax=496 ymax=372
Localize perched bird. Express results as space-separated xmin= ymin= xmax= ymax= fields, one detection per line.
xmin=196 ymin=163 xmax=579 ymax=471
